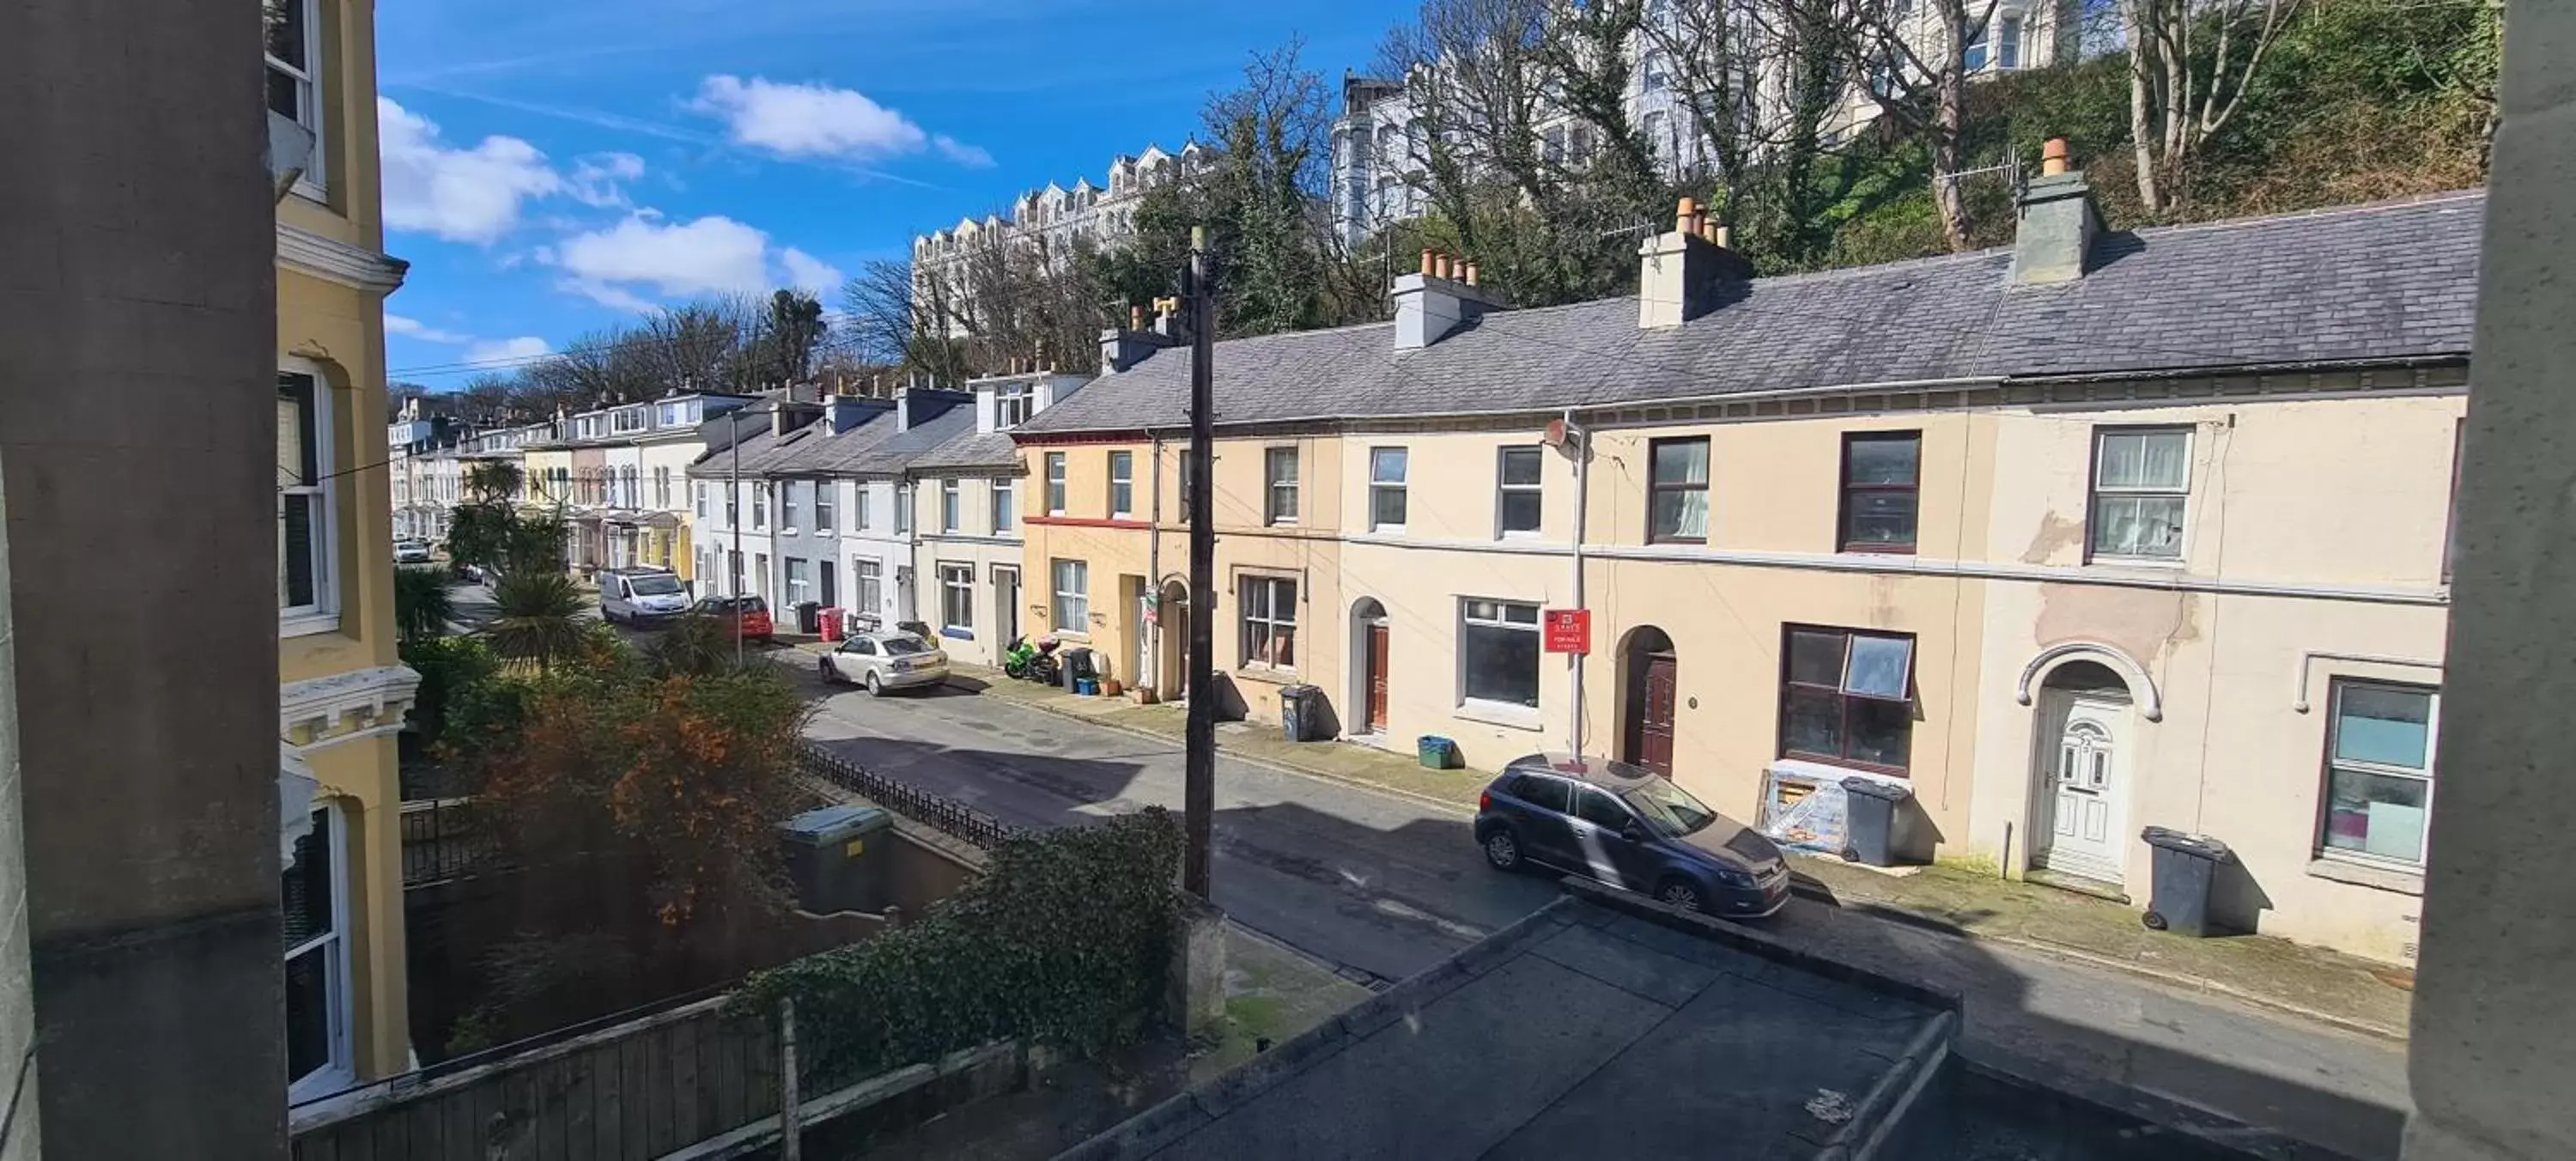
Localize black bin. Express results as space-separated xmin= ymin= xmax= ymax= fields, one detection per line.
xmin=2141 ymin=826 xmax=2233 ymax=937
xmin=795 ymin=600 xmax=822 ymax=634
xmin=1840 ymin=777 xmax=1914 ymax=866
xmin=776 ymin=804 xmax=893 ymax=915
xmin=1279 ymin=684 xmax=1322 ymax=742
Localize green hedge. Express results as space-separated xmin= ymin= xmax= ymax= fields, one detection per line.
xmin=732 ymin=808 xmax=1187 ymax=1087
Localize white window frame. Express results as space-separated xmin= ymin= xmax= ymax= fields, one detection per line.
xmin=2087 ymin=426 xmax=2192 ymax=563
xmin=896 ymin=483 xmax=914 ymax=536
xmin=816 ymin=481 xmax=836 ymax=532
xmin=941 ymin=478 xmax=963 ymax=533
xmin=1369 ymin=447 xmax=1409 ymax=532
xmin=991 ymin=477 xmax=1016 ymax=533
xmin=751 ymin=483 xmax=769 ymax=532
xmin=1051 ymin=558 xmax=1090 ymax=636
xmin=265 ymin=0 xmax=328 ymax=202
xmin=1265 ymin=447 xmax=1299 ymax=526
xmin=2318 ymin=679 xmax=2440 ymax=869
xmin=284 ymin=802 xmax=352 ymax=1102
xmin=1046 ymin=453 xmax=1069 ymax=515
xmin=785 ymin=556 xmax=811 ymax=606
xmin=996 ymin=384 xmax=1035 ymax=429
xmin=654 ymin=466 xmax=671 ymax=510
xmin=1497 ymin=446 xmax=1544 ymax=538
xmin=279 ymin=363 xmax=337 ymax=636
xmin=939 ymin=562 xmax=975 ymax=633
xmin=1109 ymin=452 xmax=1135 ymax=520
xmin=857 ymin=483 xmax=874 ymax=531
xmin=1237 ymin=575 xmax=1298 ymax=672
xmin=781 ymin=480 xmax=803 ymax=532
xmin=1457 ymin=599 xmax=1543 ymax=714
xmin=855 ymin=558 xmax=884 ymax=617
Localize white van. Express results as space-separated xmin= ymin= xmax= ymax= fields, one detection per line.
xmin=598 ymin=568 xmax=690 ymax=625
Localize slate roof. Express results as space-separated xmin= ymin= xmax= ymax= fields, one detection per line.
xmin=908 ymin=429 xmax=1024 ymax=474
xmin=1018 ymin=193 xmax=2484 ymax=436
xmin=848 ymin=407 xmax=974 ymax=476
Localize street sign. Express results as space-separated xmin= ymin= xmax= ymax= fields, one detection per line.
xmin=1543 ymin=608 xmax=1590 ymax=654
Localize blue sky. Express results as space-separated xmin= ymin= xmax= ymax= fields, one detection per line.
xmin=378 ymin=0 xmax=1396 ymax=389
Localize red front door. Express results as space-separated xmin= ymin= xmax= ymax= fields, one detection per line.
xmin=1637 ymin=653 xmax=1678 ymax=775
xmin=1365 ymin=622 xmax=1390 ymax=732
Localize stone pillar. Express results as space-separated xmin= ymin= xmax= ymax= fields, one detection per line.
xmin=2403 ymin=9 xmax=2576 ymax=1159
xmin=1164 ymin=897 xmax=1228 ymax=1039
xmin=0 ymin=0 xmax=286 ymax=1155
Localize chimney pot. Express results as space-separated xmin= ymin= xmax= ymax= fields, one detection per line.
xmin=1464 ymin=262 xmax=1479 ymax=287
xmin=1130 ymin=304 xmax=1145 ymax=329
xmin=1420 ymin=249 xmax=1436 ymax=277
xmin=2041 ymin=137 xmax=2071 ymax=176
xmin=1433 ymin=255 xmax=1450 ymax=280
xmin=1676 ymin=197 xmax=1698 ymax=233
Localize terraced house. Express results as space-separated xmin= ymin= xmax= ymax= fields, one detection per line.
xmin=1012 ymin=156 xmax=2478 ymax=964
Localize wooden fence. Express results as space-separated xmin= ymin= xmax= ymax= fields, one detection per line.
xmin=290 ymin=997 xmax=777 ymax=1160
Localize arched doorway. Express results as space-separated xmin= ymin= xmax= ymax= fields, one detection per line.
xmin=2029 ymin=659 xmax=2137 ymax=885
xmin=1348 ymin=599 xmax=1390 ymax=735
xmin=1618 ymin=626 xmax=1678 ymax=775
xmin=1156 ymin=578 xmax=1191 ymax=698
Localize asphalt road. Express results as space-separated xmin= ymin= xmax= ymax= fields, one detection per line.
xmin=481 ymin=590 xmax=2410 ymax=1157
xmin=790 ymin=662 xmax=1563 ymax=986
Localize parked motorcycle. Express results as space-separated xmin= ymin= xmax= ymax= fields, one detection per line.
xmin=1002 ymin=634 xmax=1063 ymax=685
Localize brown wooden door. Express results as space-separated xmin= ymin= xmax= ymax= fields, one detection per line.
xmin=1365 ymin=622 xmax=1390 ymax=732
xmin=1638 ymin=653 xmax=1678 ymax=775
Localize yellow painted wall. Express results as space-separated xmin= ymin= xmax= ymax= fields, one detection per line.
xmin=277 ymin=0 xmax=410 ymax=1080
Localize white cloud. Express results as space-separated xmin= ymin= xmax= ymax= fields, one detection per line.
xmin=379 ymin=97 xmax=574 ymax=244
xmin=464 ymin=336 xmax=553 ymax=364
xmin=553 ymin=215 xmax=772 ymax=298
xmin=780 ymin=248 xmax=844 ymax=295
xmin=933 ymin=135 xmax=994 ymax=168
xmin=690 ymin=75 xmax=985 ymax=167
xmin=384 ymin=313 xmax=470 ymax=343
xmin=567 ymin=152 xmax=647 ymax=207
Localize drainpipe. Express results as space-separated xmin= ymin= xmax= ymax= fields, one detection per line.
xmin=1566 ymin=409 xmax=1589 ymax=761
xmin=1146 ymin=429 xmax=1166 ymax=692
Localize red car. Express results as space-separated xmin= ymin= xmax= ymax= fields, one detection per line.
xmin=693 ymin=595 xmax=774 ymax=645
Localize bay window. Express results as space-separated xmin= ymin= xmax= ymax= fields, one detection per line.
xmin=264 ymin=0 xmax=325 ymax=198
xmin=284 ymin=805 xmax=349 ymax=1098
xmin=279 ymin=370 xmax=332 ymax=625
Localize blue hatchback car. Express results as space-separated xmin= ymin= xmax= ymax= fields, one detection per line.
xmin=1476 ymin=753 xmax=1793 ymax=918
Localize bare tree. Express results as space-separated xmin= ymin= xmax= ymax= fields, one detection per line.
xmin=1850 ymin=0 xmax=2000 ymax=249
xmin=2123 ymin=0 xmax=2300 ymax=213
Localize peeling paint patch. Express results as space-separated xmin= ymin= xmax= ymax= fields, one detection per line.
xmin=2021 ymin=511 xmax=2087 ymax=564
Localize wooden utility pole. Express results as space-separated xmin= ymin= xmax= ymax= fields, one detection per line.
xmin=1183 ymin=226 xmax=1217 ymax=900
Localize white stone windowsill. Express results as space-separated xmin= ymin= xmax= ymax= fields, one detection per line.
xmin=2307 ymin=854 xmax=2425 ymax=897
xmin=1455 ymin=700 xmax=1543 ymax=732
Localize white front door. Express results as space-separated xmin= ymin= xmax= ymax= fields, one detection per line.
xmin=2033 ymin=694 xmax=2130 ymax=883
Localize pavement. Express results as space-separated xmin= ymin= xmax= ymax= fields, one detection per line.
xmin=769 ymin=648 xmax=2412 ymax=1161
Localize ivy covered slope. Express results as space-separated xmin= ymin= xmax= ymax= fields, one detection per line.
xmin=733 ymin=808 xmax=1188 ymax=1088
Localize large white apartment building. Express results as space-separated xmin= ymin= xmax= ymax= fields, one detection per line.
xmin=909 ymin=143 xmax=1211 ymax=332
xmin=1332 ymin=0 xmax=2086 ymax=244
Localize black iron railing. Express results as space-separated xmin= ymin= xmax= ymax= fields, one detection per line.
xmin=794 ymin=742 xmax=1021 ymax=849
xmin=399 ymin=798 xmax=497 ymax=887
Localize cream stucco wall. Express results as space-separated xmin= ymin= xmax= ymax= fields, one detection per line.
xmin=911 ymin=472 xmax=1030 ymax=668
xmin=1014 ymin=374 xmax=2464 ymax=963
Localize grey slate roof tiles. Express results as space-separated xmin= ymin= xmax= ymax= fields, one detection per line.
xmin=1018 ymin=192 xmax=2484 ymax=436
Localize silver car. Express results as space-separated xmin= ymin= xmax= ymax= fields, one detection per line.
xmin=819 ymin=631 xmax=950 ymax=696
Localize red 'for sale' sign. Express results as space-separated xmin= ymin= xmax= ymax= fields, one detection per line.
xmin=1543 ymin=608 xmax=1590 ymax=654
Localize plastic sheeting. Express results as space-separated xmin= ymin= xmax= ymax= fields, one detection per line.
xmin=1756 ymin=765 xmax=1851 ymax=855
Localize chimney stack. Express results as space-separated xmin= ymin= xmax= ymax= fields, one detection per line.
xmin=1637 ymin=197 xmax=1753 ymax=330
xmin=1101 ymin=301 xmax=1180 ymax=374
xmin=1392 ymin=250 xmax=1507 ymax=351
xmin=2012 ymin=137 xmax=2099 ymax=286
